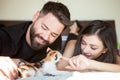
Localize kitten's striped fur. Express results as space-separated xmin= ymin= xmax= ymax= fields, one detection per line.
xmin=18 ymin=47 xmax=67 ymax=78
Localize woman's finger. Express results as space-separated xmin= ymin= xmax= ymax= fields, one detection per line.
xmin=68 ymin=57 xmax=77 ymax=69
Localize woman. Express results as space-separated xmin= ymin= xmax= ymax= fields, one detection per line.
xmin=57 ymin=20 xmax=120 ymax=72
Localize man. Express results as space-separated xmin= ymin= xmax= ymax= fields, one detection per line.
xmin=0 ymin=1 xmax=71 ymax=79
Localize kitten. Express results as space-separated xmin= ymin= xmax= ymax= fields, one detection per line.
xmin=18 ymin=47 xmax=68 ymax=78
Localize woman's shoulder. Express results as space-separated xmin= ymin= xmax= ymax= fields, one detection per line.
xmin=116 ymin=49 xmax=120 ymax=64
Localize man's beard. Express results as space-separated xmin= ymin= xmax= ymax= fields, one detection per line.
xmin=29 ymin=24 xmax=50 ymax=50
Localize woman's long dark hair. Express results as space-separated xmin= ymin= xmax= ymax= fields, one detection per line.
xmin=74 ymin=20 xmax=117 ymax=63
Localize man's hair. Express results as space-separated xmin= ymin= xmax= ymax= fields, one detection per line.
xmin=40 ymin=1 xmax=72 ymax=29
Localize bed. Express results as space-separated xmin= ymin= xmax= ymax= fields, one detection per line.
xmin=17 ymin=71 xmax=120 ymax=80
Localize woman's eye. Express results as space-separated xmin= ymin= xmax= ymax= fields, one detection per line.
xmin=91 ymin=47 xmax=97 ymax=50
xmin=81 ymin=41 xmax=85 ymax=45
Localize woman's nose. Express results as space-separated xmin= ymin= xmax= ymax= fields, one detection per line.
xmin=83 ymin=46 xmax=90 ymax=53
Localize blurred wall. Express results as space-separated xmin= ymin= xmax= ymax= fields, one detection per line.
xmin=0 ymin=0 xmax=120 ymax=42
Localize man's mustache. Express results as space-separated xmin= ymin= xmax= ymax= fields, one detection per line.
xmin=37 ymin=35 xmax=49 ymax=45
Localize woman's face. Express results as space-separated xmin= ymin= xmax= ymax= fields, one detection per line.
xmin=81 ymin=34 xmax=107 ymax=59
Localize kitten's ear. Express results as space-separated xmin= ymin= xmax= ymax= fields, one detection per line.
xmin=47 ymin=47 xmax=52 ymax=52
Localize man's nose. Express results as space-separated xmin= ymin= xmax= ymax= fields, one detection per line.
xmin=44 ymin=31 xmax=50 ymax=41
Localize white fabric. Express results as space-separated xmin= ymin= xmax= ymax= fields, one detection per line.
xmin=17 ymin=71 xmax=120 ymax=80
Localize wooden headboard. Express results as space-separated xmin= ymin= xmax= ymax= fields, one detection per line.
xmin=0 ymin=20 xmax=115 ymax=48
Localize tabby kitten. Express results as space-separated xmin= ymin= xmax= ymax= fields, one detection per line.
xmin=18 ymin=47 xmax=68 ymax=78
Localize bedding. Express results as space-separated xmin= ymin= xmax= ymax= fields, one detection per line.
xmin=17 ymin=71 xmax=120 ymax=80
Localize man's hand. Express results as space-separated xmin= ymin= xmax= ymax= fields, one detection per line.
xmin=0 ymin=56 xmax=18 ymax=80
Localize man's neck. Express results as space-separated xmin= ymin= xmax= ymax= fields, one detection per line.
xmin=26 ymin=24 xmax=32 ymax=47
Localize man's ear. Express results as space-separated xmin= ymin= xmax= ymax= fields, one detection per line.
xmin=47 ymin=47 xmax=52 ymax=52
xmin=32 ymin=10 xmax=40 ymax=22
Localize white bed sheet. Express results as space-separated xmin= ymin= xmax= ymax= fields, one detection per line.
xmin=17 ymin=71 xmax=120 ymax=80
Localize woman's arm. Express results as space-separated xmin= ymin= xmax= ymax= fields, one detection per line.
xmin=65 ymin=54 xmax=120 ymax=72
xmin=89 ymin=59 xmax=120 ymax=72
xmin=57 ymin=21 xmax=79 ymax=71
xmin=57 ymin=40 xmax=77 ymax=70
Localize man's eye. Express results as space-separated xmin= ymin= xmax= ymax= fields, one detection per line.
xmin=51 ymin=33 xmax=57 ymax=38
xmin=41 ymin=25 xmax=48 ymax=30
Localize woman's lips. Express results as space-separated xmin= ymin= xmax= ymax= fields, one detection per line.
xmin=83 ymin=54 xmax=91 ymax=59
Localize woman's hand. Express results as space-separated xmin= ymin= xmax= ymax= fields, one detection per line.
xmin=69 ymin=21 xmax=80 ymax=35
xmin=0 ymin=56 xmax=18 ymax=80
xmin=65 ymin=55 xmax=90 ymax=72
